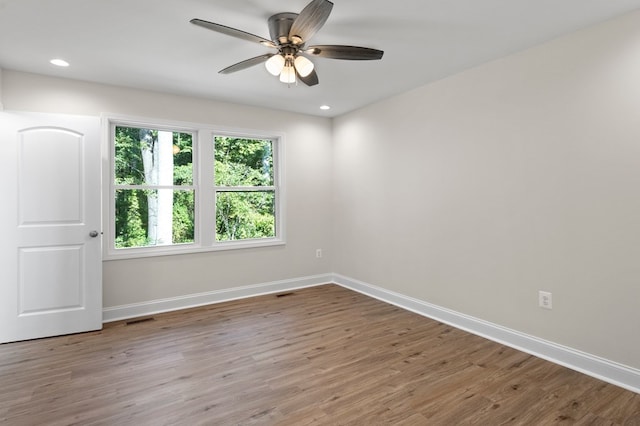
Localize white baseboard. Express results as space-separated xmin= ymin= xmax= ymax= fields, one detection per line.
xmin=102 ymin=273 xmax=333 ymax=323
xmin=332 ymin=273 xmax=640 ymax=395
xmin=102 ymin=271 xmax=640 ymax=394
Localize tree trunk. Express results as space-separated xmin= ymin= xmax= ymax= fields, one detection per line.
xmin=140 ymin=129 xmax=173 ymax=245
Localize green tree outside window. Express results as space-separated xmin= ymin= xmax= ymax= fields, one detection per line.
xmin=214 ymin=136 xmax=276 ymax=241
xmin=114 ymin=127 xmax=277 ymax=249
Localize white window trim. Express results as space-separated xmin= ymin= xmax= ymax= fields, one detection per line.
xmin=101 ymin=114 xmax=286 ymax=260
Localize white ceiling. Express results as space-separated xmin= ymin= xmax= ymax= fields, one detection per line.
xmin=1 ymin=0 xmax=640 ymax=117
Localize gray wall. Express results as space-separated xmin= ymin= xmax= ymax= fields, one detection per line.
xmin=332 ymin=10 xmax=640 ymax=369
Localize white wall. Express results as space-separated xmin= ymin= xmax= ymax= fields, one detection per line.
xmin=2 ymin=71 xmax=333 ymax=308
xmin=332 ymin=10 xmax=640 ymax=370
xmin=0 ymin=67 xmax=4 ymax=110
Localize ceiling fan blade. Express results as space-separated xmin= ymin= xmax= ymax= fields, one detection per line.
xmin=190 ymin=18 xmax=276 ymax=48
xmin=297 ymin=69 xmax=319 ymax=86
xmin=306 ymin=45 xmax=384 ymax=60
xmin=289 ymin=0 xmax=333 ymax=44
xmin=219 ymin=54 xmax=274 ymax=74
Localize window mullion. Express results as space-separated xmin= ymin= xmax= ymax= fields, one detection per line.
xmin=215 ymin=186 xmax=276 ymax=192
xmin=198 ymin=130 xmax=215 ymax=246
xmin=114 ymin=184 xmax=195 ymax=190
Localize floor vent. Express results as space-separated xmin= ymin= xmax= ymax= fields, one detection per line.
xmin=125 ymin=317 xmax=155 ymax=325
xmin=276 ymin=292 xmax=295 ymax=298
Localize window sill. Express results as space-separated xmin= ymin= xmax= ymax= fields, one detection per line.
xmin=103 ymin=239 xmax=285 ymax=261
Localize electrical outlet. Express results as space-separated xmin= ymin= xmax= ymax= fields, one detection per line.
xmin=316 ymin=249 xmax=322 ymax=258
xmin=538 ymin=291 xmax=552 ymax=310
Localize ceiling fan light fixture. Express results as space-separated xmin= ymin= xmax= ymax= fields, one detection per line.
xmin=265 ymin=54 xmax=285 ymax=76
xmin=294 ymin=55 xmax=314 ymax=77
xmin=279 ymin=61 xmax=296 ymax=83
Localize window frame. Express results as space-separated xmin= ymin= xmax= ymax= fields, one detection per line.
xmin=102 ymin=114 xmax=285 ymax=260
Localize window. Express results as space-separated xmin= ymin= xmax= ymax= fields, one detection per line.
xmin=113 ymin=127 xmax=195 ymax=249
xmin=105 ymin=117 xmax=283 ymax=259
xmin=214 ymin=136 xmax=276 ymax=241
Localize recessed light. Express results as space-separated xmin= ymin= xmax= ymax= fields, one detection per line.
xmin=50 ymin=59 xmax=70 ymax=67
xmin=320 ymin=105 xmax=331 ymax=110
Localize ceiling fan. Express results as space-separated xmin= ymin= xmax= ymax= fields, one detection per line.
xmin=190 ymin=0 xmax=384 ymax=86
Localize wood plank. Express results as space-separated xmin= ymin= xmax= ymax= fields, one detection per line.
xmin=0 ymin=284 xmax=638 ymax=424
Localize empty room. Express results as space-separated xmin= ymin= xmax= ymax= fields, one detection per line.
xmin=1 ymin=0 xmax=640 ymax=424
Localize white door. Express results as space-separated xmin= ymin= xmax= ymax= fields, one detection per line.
xmin=0 ymin=111 xmax=102 ymax=343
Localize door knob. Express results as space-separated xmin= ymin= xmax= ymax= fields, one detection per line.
xmin=89 ymin=230 xmax=100 ymax=238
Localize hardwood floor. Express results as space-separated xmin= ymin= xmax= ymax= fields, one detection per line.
xmin=1 ymin=284 xmax=639 ymax=425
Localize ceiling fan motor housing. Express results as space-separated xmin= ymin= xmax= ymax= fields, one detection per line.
xmin=268 ymin=13 xmax=299 ymax=44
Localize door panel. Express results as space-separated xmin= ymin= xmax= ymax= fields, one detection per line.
xmin=0 ymin=112 xmax=102 ymax=343
xmin=19 ymin=128 xmax=84 ymax=224
xmin=19 ymin=245 xmax=83 ymax=314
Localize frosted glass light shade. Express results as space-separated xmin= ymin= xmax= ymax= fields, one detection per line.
xmin=294 ymin=56 xmax=314 ymax=77
xmin=265 ymin=54 xmax=285 ymax=76
xmin=280 ymin=64 xmax=296 ymax=83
